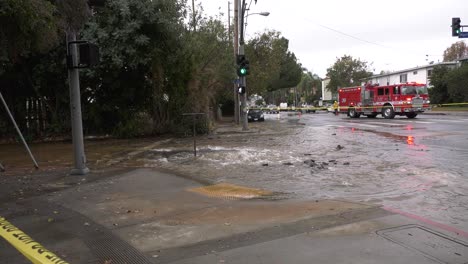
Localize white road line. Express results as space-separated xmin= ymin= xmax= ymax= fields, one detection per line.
xmin=411 ymin=121 xmax=434 ymax=124
xmin=366 ymin=121 xmax=405 ymax=126
xmin=436 ymin=119 xmax=466 ymax=123
xmin=352 ymin=123 xmax=380 ymax=128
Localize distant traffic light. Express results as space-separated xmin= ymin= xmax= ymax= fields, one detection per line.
xmin=452 ymin=17 xmax=461 ymax=36
xmin=238 ymin=86 xmax=246 ymax=94
xmin=236 ymin=55 xmax=250 ymax=76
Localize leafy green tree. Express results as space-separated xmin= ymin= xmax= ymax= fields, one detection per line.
xmin=273 ymin=49 xmax=303 ymax=91
xmin=297 ymin=70 xmax=322 ymax=104
xmin=245 ymin=31 xmax=302 ymax=95
xmin=429 ymin=64 xmax=468 ymax=104
xmin=429 ymin=66 xmax=450 ymax=104
xmin=442 ymin=41 xmax=468 ymax=62
xmin=81 ymin=0 xmax=189 ymax=135
xmin=244 ymin=31 xmax=282 ymax=95
xmin=0 ymin=0 xmax=89 ymax=137
xmin=446 ymin=64 xmax=468 ymax=103
xmin=326 ymin=55 xmax=373 ymax=94
xmin=0 ymin=0 xmax=59 ymax=65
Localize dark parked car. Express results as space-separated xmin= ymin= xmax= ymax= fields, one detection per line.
xmin=247 ymin=109 xmax=265 ymax=122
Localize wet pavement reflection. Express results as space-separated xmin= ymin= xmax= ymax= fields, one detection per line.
xmin=1 ymin=112 xmax=467 ymax=232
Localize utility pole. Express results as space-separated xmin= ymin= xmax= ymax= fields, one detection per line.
xmin=228 ymin=2 xmax=231 ymax=43
xmin=67 ymin=30 xmax=89 ymax=175
xmin=238 ymin=0 xmax=248 ymax=130
xmin=233 ymin=0 xmax=240 ymax=124
xmin=192 ymin=0 xmax=196 ymax=31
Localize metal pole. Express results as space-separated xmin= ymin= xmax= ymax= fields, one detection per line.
xmin=192 ymin=0 xmax=196 ymax=31
xmin=67 ymin=31 xmax=89 ymax=175
xmin=239 ymin=0 xmax=248 ymax=131
xmin=193 ymin=115 xmax=197 ymax=157
xmin=228 ymin=2 xmax=231 ymax=43
xmin=0 ymin=91 xmax=39 ymax=169
xmin=233 ymin=0 xmax=240 ymax=124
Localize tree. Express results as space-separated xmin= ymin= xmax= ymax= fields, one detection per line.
xmin=245 ymin=31 xmax=302 ymax=95
xmin=0 ymin=0 xmax=59 ymax=65
xmin=244 ymin=31 xmax=282 ymax=95
xmin=429 ymin=64 xmax=468 ymax=104
xmin=0 ymin=0 xmax=89 ymax=137
xmin=326 ymin=55 xmax=373 ymax=94
xmin=297 ymin=70 xmax=322 ymax=105
xmin=442 ymin=41 xmax=468 ymax=62
xmin=81 ymin=0 xmax=189 ymax=136
xmin=446 ymin=64 xmax=468 ymax=103
xmin=428 ymin=66 xmax=450 ymax=104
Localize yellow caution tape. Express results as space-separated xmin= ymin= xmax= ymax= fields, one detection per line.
xmin=249 ymin=102 xmax=468 ymax=112
xmin=0 ymin=217 xmax=69 ymax=264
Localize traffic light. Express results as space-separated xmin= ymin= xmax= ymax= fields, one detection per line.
xmin=238 ymin=86 xmax=246 ymax=94
xmin=78 ymin=43 xmax=100 ymax=67
xmin=236 ymin=55 xmax=250 ymax=76
xmin=452 ymin=17 xmax=461 ymax=36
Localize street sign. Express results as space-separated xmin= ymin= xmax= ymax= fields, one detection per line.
xmin=459 ymin=32 xmax=468 ymax=38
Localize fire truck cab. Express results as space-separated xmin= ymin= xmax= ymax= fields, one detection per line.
xmin=338 ymin=82 xmax=431 ymax=119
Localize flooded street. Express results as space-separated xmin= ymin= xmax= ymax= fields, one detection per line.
xmin=1 ymin=112 xmax=468 ymax=233
xmin=123 ymin=112 xmax=468 ymax=232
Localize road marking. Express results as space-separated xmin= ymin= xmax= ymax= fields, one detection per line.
xmin=409 ymin=121 xmax=434 ymax=124
xmin=353 ymin=123 xmax=380 ymax=128
xmin=366 ymin=121 xmax=406 ymax=127
xmin=324 ymin=125 xmax=344 ymax=128
xmin=436 ymin=119 xmax=466 ymax=123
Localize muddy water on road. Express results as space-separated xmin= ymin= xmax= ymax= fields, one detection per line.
xmin=1 ymin=115 xmax=466 ymax=231
xmin=127 ymin=116 xmax=468 ymax=231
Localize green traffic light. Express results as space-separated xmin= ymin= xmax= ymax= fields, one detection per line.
xmin=240 ymin=68 xmax=247 ymax=75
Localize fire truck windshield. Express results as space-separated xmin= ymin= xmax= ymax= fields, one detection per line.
xmin=401 ymin=85 xmax=428 ymax=95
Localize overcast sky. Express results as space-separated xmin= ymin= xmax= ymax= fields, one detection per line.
xmin=199 ymin=0 xmax=468 ymax=77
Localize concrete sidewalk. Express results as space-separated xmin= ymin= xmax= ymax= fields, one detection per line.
xmin=1 ymin=168 xmax=468 ymax=264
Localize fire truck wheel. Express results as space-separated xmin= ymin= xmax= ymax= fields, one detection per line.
xmin=348 ymin=108 xmax=359 ymax=118
xmin=382 ymin=106 xmax=395 ymax=119
xmin=405 ymin=112 xmax=418 ymax=119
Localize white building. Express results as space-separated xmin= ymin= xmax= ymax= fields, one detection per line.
xmin=321 ymin=78 xmax=333 ymax=101
xmin=365 ymin=62 xmax=458 ymax=87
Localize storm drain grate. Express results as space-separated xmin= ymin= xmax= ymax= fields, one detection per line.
xmin=187 ymin=183 xmax=272 ymax=200
xmin=83 ymin=231 xmax=153 ymax=264
xmin=377 ymin=224 xmax=468 ymax=264
xmin=33 ymin=201 xmax=154 ymax=264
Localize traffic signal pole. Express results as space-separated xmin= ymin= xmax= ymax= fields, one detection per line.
xmin=233 ymin=0 xmax=240 ymax=124
xmin=239 ymin=0 xmax=248 ymax=131
xmin=67 ymin=31 xmax=89 ymax=175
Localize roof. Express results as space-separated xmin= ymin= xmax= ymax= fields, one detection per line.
xmin=366 ymin=61 xmax=458 ymax=79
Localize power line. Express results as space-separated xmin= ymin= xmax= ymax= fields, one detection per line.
xmin=316 ymin=23 xmax=440 ymax=57
xmin=317 ymin=24 xmax=388 ymax=48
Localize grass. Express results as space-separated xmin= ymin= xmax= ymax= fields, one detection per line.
xmin=431 ymin=105 xmax=468 ymax=111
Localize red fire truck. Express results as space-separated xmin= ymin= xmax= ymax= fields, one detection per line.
xmin=338 ymin=82 xmax=431 ymax=119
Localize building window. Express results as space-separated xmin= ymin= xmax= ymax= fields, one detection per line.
xmin=400 ymin=74 xmax=407 ymax=83
xmin=413 ymin=71 xmax=418 ymax=75
xmin=427 ymin=69 xmax=433 ymax=77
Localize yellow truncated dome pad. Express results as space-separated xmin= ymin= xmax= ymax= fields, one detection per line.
xmin=188 ymin=183 xmax=272 ymax=199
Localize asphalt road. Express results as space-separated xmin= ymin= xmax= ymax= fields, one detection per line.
xmin=288 ymin=111 xmax=468 ymax=232
xmin=111 ymin=111 xmax=468 ymax=236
